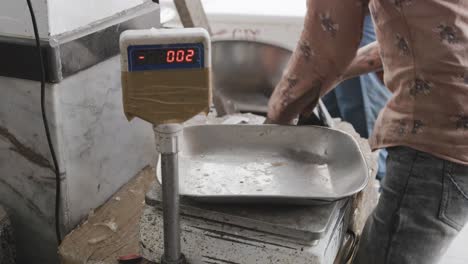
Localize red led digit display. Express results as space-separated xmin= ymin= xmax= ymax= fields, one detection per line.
xmin=166 ymin=49 xmax=196 ymax=64
xmin=166 ymin=50 xmax=175 ymax=63
xmin=132 ymin=46 xmax=201 ymax=69
xmin=186 ymin=49 xmax=194 ymax=62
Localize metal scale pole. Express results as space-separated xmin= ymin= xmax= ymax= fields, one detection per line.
xmin=155 ymin=124 xmax=186 ymax=264
xmin=155 ymin=2 xmax=210 ymax=263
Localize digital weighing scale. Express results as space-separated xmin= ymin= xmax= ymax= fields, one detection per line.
xmin=121 ymin=27 xmax=211 ymax=264
xmin=120 ymin=28 xmax=366 ymax=264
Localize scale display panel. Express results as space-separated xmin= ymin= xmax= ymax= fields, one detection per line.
xmin=128 ymin=43 xmax=204 ymax=71
xmin=119 ymin=28 xmax=211 ymax=125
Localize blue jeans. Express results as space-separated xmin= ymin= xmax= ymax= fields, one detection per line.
xmin=323 ymin=15 xmax=391 ymax=180
xmin=354 ymin=147 xmax=468 ymax=264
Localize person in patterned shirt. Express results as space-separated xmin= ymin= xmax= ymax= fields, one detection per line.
xmin=266 ymin=0 xmax=468 ymax=263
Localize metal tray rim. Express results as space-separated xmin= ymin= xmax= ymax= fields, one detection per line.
xmin=157 ymin=124 xmax=370 ymax=203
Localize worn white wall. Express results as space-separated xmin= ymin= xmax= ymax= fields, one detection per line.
xmin=47 ymin=0 xmax=148 ymax=36
xmin=56 ymin=56 xmax=156 ymax=228
xmin=162 ymin=0 xmax=305 ymax=50
xmin=0 ymin=0 xmax=49 ymax=38
xmin=0 ymin=0 xmax=150 ymax=38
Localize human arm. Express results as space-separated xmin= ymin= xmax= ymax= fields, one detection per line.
xmin=267 ymin=0 xmax=369 ymax=124
xmin=340 ymin=41 xmax=382 ymax=82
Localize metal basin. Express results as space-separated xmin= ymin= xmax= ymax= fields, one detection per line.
xmin=212 ymin=41 xmax=292 ymax=115
xmin=158 ymin=124 xmax=369 ymax=205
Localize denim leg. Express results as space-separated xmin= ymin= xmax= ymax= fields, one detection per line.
xmin=359 ymin=72 xmax=391 ymax=138
xmin=360 ymin=71 xmax=390 ymax=180
xmin=322 ymin=81 xmax=367 ymax=139
xmin=322 ymin=80 xmax=367 ymax=138
xmin=359 ymin=15 xmax=392 ymax=180
xmin=333 ymin=78 xmax=368 ymax=137
xmin=322 ymin=91 xmax=341 ymax=120
xmin=376 ymin=149 xmax=388 ymax=181
xmin=361 ymin=15 xmax=376 ymax=46
xmin=354 ymin=147 xmax=468 ymax=264
xmin=361 ymin=72 xmax=391 ymax=181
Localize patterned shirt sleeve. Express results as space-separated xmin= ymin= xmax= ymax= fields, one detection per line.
xmin=267 ymin=0 xmax=369 ymax=124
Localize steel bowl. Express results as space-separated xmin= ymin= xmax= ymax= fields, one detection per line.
xmin=212 ymin=40 xmax=292 ymax=116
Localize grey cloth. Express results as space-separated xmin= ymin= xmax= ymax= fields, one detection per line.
xmin=354 ymin=146 xmax=468 ymax=264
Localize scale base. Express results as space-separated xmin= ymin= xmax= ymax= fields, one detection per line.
xmin=162 ymin=254 xmax=187 ymax=264
xmin=140 ymin=183 xmax=353 ymax=264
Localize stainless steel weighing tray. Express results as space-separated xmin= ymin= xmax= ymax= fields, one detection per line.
xmin=157 ymin=124 xmax=369 ymax=204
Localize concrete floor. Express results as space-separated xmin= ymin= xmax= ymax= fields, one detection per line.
xmin=442 ymin=226 xmax=468 ymax=264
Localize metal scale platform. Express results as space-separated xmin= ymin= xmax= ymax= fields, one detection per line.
xmin=139 ymin=119 xmax=364 ymax=264
xmin=141 ymin=182 xmax=353 ymax=264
